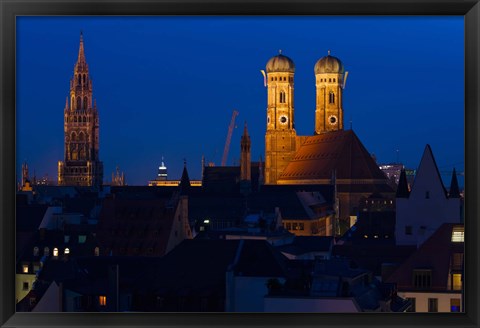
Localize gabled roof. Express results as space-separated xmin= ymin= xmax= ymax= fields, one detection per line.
xmin=385 ymin=223 xmax=464 ymax=290
xmin=409 ymin=144 xmax=448 ymax=199
xmin=278 ymin=130 xmax=388 ymax=182
xmin=96 ymin=196 xmax=178 ymax=256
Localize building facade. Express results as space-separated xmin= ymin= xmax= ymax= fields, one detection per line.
xmin=58 ymin=33 xmax=103 ymax=187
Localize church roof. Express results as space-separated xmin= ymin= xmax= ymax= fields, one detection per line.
xmin=278 ymin=130 xmax=389 ymax=183
xmin=314 ymin=52 xmax=345 ymax=74
xmin=266 ymin=53 xmax=295 ymax=73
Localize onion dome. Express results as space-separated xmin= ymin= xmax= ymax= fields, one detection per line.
xmin=266 ymin=51 xmax=295 ymax=73
xmin=314 ymin=51 xmax=344 ymax=74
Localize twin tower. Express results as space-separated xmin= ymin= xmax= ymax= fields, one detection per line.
xmin=264 ymin=51 xmax=347 ymax=184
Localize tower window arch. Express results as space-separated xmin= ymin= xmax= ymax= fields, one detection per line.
xmin=78 ymin=74 xmax=81 ymax=85
xmin=333 ymin=78 xmax=336 ymax=82
xmin=83 ymin=97 xmax=88 ymax=110
xmin=76 ymin=97 xmax=81 ymax=110
xmin=329 ymin=78 xmax=332 ymax=82
xmin=83 ymin=116 xmax=87 ymax=123
xmin=79 ymin=132 xmax=84 ymax=142
xmin=74 ymin=116 xmax=77 ymax=123
xmin=71 ymin=132 xmax=77 ymax=141
xmin=83 ymin=74 xmax=86 ymax=84
xmin=329 ymin=92 xmax=335 ymax=104
xmin=279 ymin=91 xmax=286 ymax=103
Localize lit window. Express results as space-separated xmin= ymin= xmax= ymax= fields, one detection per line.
xmin=451 ymin=226 xmax=464 ymax=242
xmin=450 ymin=298 xmax=461 ymax=312
xmin=94 ymin=247 xmax=100 ymax=256
xmin=53 ymin=248 xmax=59 ymax=257
xmin=78 ymin=235 xmax=87 ymax=244
xmin=99 ymin=296 xmax=107 ymax=306
xmin=64 ymin=248 xmax=70 ymax=255
xmin=452 ymin=273 xmax=462 ymax=290
xmin=22 ymin=265 xmax=29 ymax=273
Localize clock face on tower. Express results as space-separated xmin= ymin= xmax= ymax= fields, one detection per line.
xmin=328 ymin=115 xmax=337 ymax=125
xmin=279 ymin=115 xmax=288 ymax=125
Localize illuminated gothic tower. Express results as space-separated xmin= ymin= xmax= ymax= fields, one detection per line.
xmin=314 ymin=51 xmax=346 ymax=134
xmin=264 ymin=52 xmax=297 ymax=184
xmin=58 ymin=33 xmax=103 ymax=187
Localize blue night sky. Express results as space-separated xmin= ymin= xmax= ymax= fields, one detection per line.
xmin=16 ymin=16 xmax=464 ymax=187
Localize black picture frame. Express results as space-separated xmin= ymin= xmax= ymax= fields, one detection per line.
xmin=1 ymin=0 xmax=478 ymax=327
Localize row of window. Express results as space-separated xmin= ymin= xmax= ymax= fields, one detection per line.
xmin=71 ymin=96 xmax=90 ymax=110
xmin=76 ymin=73 xmax=88 ymax=86
xmin=67 ymin=115 xmax=91 ymax=123
xmin=271 ymin=76 xmax=292 ymax=82
xmin=31 ymin=245 xmax=100 ymax=258
xmin=284 ymin=222 xmax=305 ymax=231
xmin=66 ymin=167 xmax=90 ymax=174
xmin=320 ymin=78 xmax=337 ymax=83
xmin=406 ymin=297 xmax=461 ymax=312
xmin=70 ymin=131 xmax=89 ymax=141
xmin=412 ymin=269 xmax=462 ymax=291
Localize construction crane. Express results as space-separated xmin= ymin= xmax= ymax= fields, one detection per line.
xmin=221 ymin=110 xmax=239 ymax=166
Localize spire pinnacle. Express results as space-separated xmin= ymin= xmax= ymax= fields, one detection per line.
xmin=77 ymin=31 xmax=86 ymax=66
xmin=328 ymin=49 xmax=331 ymax=56
xmin=243 ymin=121 xmax=249 ymax=136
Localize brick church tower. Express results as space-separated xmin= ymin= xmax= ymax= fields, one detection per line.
xmin=264 ymin=51 xmax=297 ymax=184
xmin=58 ymin=33 xmax=103 ymax=187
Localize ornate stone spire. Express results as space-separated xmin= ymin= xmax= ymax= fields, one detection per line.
xmin=75 ymin=32 xmax=88 ymax=73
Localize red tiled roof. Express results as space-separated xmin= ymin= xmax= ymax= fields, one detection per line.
xmin=279 ymin=130 xmax=388 ymax=182
xmin=386 ymin=223 xmax=464 ymax=291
